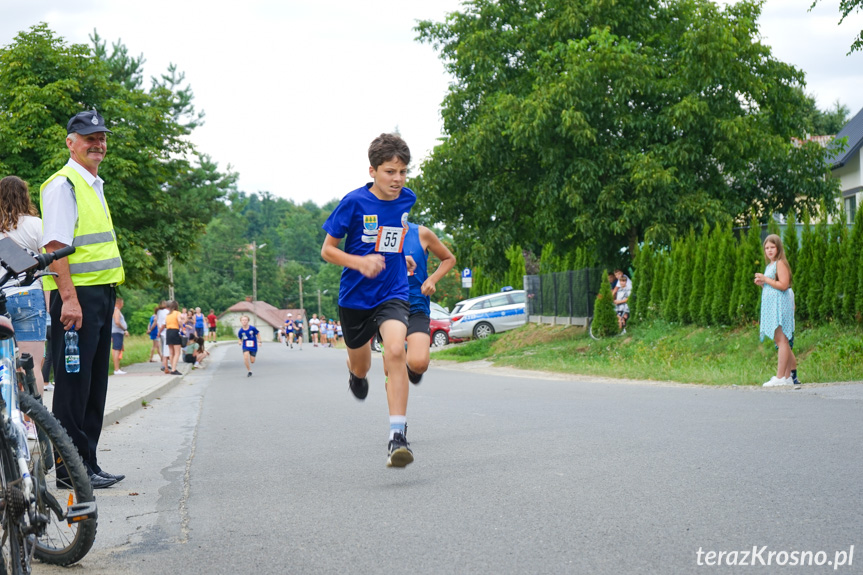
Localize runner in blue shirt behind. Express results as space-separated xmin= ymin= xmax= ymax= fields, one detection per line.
xmin=284 ymin=313 xmax=295 ymax=348
xmin=237 ymin=315 xmax=261 ymax=378
xmin=402 ymin=223 xmax=456 ymax=384
xmin=321 ymin=133 xmax=417 ymax=468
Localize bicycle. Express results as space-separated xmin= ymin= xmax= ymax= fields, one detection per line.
xmin=0 ymin=238 xmax=97 ymax=573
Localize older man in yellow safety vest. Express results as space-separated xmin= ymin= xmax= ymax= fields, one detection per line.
xmin=40 ymin=110 xmax=126 ymax=490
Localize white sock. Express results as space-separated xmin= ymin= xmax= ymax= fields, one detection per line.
xmin=389 ymin=415 xmax=407 ymax=440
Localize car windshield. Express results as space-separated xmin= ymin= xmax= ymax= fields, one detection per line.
xmin=430 ymin=308 xmax=449 ymax=320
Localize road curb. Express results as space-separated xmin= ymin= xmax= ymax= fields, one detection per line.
xmin=101 ymin=374 xmax=186 ymax=428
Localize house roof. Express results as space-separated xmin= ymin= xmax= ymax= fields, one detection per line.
xmin=222 ymin=300 xmax=304 ymax=329
xmin=828 ymin=106 xmax=863 ymax=169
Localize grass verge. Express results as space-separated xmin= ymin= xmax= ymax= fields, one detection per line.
xmin=431 ymin=320 xmax=863 ymax=386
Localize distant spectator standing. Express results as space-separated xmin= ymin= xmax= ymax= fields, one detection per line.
xmin=0 ymin=176 xmax=48 ymax=397
xmin=613 ymin=275 xmax=631 ymax=331
xmin=111 ymin=298 xmax=128 ymax=374
xmin=206 ymin=308 xmax=217 ymax=342
xmin=163 ymin=301 xmax=182 ymax=375
xmin=194 ymin=307 xmax=205 ymax=338
xmin=157 ymin=300 xmax=169 ymax=372
xmin=147 ymin=304 xmax=162 ymax=362
xmin=40 ymin=109 xmax=126 ymax=488
xmin=755 ymin=234 xmax=797 ymax=387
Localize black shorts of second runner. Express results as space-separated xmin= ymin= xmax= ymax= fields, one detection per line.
xmin=339 ymin=299 xmax=410 ymax=350
xmin=243 ymin=349 xmax=257 ymax=357
xmin=407 ymin=311 xmax=430 ymax=337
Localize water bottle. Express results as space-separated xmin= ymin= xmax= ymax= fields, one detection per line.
xmin=65 ymin=327 xmax=80 ymax=374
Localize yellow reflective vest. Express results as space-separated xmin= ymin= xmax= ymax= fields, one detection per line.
xmin=39 ymin=166 xmax=125 ymax=289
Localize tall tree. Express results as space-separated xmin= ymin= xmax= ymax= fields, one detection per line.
xmin=416 ymin=0 xmax=839 ymax=277
xmin=845 ymin=208 xmax=863 ymax=319
xmin=811 ymin=0 xmax=863 ymax=53
xmin=796 ymin=210 xmax=813 ymax=321
xmin=0 ymin=24 xmax=235 ymax=288
xmin=710 ymin=223 xmax=735 ymax=325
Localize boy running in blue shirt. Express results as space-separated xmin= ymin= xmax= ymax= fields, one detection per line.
xmin=403 ymin=223 xmax=456 ymax=383
xmin=321 ymin=133 xmax=416 ymax=468
xmin=237 ymin=315 xmax=261 ymax=377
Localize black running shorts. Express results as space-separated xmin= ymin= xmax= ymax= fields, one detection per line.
xmin=339 ymin=299 xmax=409 ymax=350
xmin=407 ymin=311 xmax=430 ymax=337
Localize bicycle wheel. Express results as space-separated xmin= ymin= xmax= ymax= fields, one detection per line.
xmin=0 ymin=423 xmax=26 ymax=575
xmin=18 ymin=394 xmax=96 ymax=566
xmin=588 ymin=317 xmax=599 ymax=340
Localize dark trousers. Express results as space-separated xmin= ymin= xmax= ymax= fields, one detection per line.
xmin=50 ymin=285 xmax=115 ymax=474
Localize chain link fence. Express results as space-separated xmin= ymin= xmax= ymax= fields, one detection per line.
xmin=524 ymin=267 xmax=603 ymax=326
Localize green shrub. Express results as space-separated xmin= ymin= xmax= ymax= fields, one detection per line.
xmin=592 ymin=271 xmax=620 ymax=338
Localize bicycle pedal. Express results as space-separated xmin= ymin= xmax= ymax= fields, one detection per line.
xmin=66 ymin=501 xmax=97 ymax=525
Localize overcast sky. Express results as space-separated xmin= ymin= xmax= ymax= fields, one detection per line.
xmin=1 ymin=0 xmax=861 ymax=206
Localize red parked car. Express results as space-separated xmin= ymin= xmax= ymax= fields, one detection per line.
xmin=371 ymin=302 xmax=455 ymax=351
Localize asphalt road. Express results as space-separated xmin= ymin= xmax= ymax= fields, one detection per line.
xmin=34 ymin=342 xmax=863 ymax=574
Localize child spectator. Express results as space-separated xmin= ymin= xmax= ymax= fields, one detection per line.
xmin=206 ymin=309 xmax=218 ymax=342
xmin=613 ymin=275 xmax=631 ymax=331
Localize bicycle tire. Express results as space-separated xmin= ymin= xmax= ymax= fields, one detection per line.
xmin=0 ymin=420 xmax=26 ymax=575
xmin=18 ymin=394 xmax=96 ymax=566
xmin=588 ymin=317 xmax=600 ymax=341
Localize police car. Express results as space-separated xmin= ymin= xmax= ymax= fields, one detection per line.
xmin=449 ymin=288 xmax=526 ymax=340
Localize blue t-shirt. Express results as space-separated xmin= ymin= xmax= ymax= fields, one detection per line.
xmin=295 ymin=319 xmax=303 ymax=331
xmin=238 ymin=326 xmax=260 ymax=352
xmin=195 ymin=313 xmax=204 ymax=329
xmin=322 ymin=184 xmax=416 ymax=309
xmin=404 ymin=223 xmax=430 ymax=315
xmin=284 ymin=319 xmax=294 ymax=333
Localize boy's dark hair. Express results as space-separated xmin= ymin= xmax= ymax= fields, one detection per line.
xmin=368 ymin=133 xmax=410 ymax=169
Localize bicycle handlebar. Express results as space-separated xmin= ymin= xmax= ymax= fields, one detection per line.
xmin=34 ymin=245 xmax=76 ymax=269
xmin=0 ymin=242 xmax=76 ymax=291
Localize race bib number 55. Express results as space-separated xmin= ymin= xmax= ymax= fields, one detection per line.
xmin=375 ymin=226 xmax=405 ymax=253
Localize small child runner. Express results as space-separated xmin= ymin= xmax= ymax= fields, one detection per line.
xmin=326 ymin=319 xmax=335 ymax=347
xmin=294 ymin=314 xmax=304 ymax=350
xmin=284 ymin=313 xmax=295 ymax=348
xmin=321 ymin=132 xmax=416 ymax=468
xmin=237 ymin=315 xmax=261 ymax=377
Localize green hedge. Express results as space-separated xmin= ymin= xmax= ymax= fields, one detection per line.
xmin=631 ymin=209 xmax=863 ymax=326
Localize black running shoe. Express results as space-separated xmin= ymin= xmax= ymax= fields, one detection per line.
xmin=387 ymin=432 xmax=414 ymax=468
xmin=407 ymin=366 xmax=423 ymax=385
xmin=247 ymin=371 xmax=252 ymax=378
xmin=792 ymin=375 xmax=801 ymax=385
xmin=349 ymin=372 xmax=369 ymax=400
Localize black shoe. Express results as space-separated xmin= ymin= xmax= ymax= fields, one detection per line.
xmin=89 ymin=473 xmax=118 ymax=489
xmin=97 ymin=470 xmax=126 ymax=482
xmin=792 ymin=375 xmax=801 ymax=385
xmin=349 ymin=372 xmax=369 ymax=400
xmin=247 ymin=371 xmax=253 ymax=377
xmin=407 ymin=367 xmax=423 ymax=385
xmin=387 ymin=432 xmax=414 ymax=468
xmin=171 ymin=370 xmax=182 ymax=375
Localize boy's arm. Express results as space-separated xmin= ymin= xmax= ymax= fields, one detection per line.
xmin=419 ymin=226 xmax=456 ymax=296
xmin=321 ymin=233 xmax=385 ymax=278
